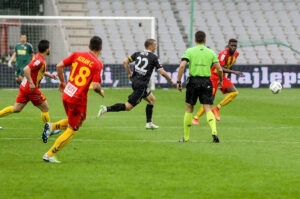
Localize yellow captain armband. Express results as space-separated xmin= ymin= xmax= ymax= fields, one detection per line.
xmin=128 ymin=56 xmax=133 ymax=62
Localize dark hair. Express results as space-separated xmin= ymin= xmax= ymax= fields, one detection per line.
xmin=144 ymin=39 xmax=156 ymax=48
xmin=38 ymin=40 xmax=50 ymax=53
xmin=228 ymin=38 xmax=238 ymax=44
xmin=195 ymin=31 xmax=206 ymax=43
xmin=89 ymin=36 xmax=102 ymax=51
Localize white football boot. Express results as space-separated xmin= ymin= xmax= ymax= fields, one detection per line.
xmin=97 ymin=105 xmax=107 ymax=119
xmin=43 ymin=153 xmax=61 ymax=163
xmin=145 ymin=122 xmax=159 ymax=130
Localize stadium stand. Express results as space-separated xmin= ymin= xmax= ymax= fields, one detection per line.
xmin=56 ymin=0 xmax=300 ymax=64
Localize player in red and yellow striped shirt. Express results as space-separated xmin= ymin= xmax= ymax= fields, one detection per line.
xmin=0 ymin=40 xmax=56 ymax=127
xmin=42 ymin=36 xmax=104 ymax=163
xmin=193 ymin=39 xmax=244 ymax=124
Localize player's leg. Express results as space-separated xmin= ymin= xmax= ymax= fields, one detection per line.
xmin=43 ymin=124 xmax=76 ymax=163
xmin=36 ymin=101 xmax=50 ymax=124
xmin=15 ymin=67 xmax=22 ymax=85
xmin=192 ymin=105 xmax=204 ymax=125
xmin=179 ymin=103 xmax=194 ymax=142
xmin=215 ymin=85 xmax=238 ymax=110
xmin=212 ymin=77 xmax=238 ymax=121
xmin=0 ymin=102 xmax=26 ymax=118
xmin=203 ymin=104 xmax=219 ymax=143
xmin=193 ymin=76 xmax=218 ymax=124
xmin=179 ymin=84 xmax=197 ymax=142
xmin=0 ymin=105 xmax=14 ymax=118
xmin=43 ymin=102 xmax=86 ymax=163
xmin=200 ymin=78 xmax=219 ymax=143
xmin=144 ymin=93 xmax=159 ymax=130
xmin=51 ymin=119 xmax=69 ymax=131
xmin=18 ymin=66 xmax=25 ymax=82
xmin=31 ymin=89 xmax=50 ymax=124
xmin=97 ymin=86 xmax=145 ymax=118
xmin=0 ymin=102 xmax=26 ymax=129
xmin=0 ymin=88 xmax=29 ymax=118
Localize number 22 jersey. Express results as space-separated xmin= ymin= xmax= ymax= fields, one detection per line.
xmin=62 ymin=52 xmax=103 ymax=105
xmin=128 ymin=50 xmax=163 ymax=85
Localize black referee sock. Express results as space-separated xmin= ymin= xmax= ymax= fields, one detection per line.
xmin=107 ymin=103 xmax=126 ymax=112
xmin=146 ymin=104 xmax=153 ymax=123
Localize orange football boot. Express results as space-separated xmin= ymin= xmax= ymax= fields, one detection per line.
xmin=192 ymin=117 xmax=199 ymax=125
xmin=212 ymin=107 xmax=220 ymax=121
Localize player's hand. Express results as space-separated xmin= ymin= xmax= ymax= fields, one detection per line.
xmin=51 ymin=74 xmax=57 ymax=80
xmin=128 ymin=73 xmax=132 ymax=81
xmin=58 ymin=82 xmax=66 ymax=92
xmin=217 ymin=81 xmax=223 ymax=88
xmin=171 ymin=80 xmax=176 ymax=87
xmin=234 ymin=71 xmax=244 ymax=77
xmin=8 ymin=61 xmax=12 ymax=68
xmin=29 ymin=82 xmax=36 ymax=91
xmin=177 ymin=83 xmax=182 ymax=92
xmin=100 ymin=89 xmax=105 ymax=97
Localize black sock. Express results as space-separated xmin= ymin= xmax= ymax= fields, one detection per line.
xmin=146 ymin=104 xmax=153 ymax=123
xmin=107 ymin=103 xmax=126 ymax=112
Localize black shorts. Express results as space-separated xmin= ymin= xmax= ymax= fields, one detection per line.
xmin=128 ymin=81 xmax=151 ymax=107
xmin=185 ymin=77 xmax=213 ymax=105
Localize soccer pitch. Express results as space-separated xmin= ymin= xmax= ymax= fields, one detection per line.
xmin=0 ymin=88 xmax=299 ymax=199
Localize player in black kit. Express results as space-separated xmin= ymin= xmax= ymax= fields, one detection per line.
xmin=97 ymin=39 xmax=175 ymax=129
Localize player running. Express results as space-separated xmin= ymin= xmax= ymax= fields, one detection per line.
xmin=0 ymin=40 xmax=56 ymax=127
xmin=97 ymin=39 xmax=175 ymax=129
xmin=8 ymin=34 xmax=34 ymax=85
xmin=42 ymin=36 xmax=104 ymax=163
xmin=192 ymin=38 xmax=244 ymax=124
xmin=177 ymin=31 xmax=223 ymax=143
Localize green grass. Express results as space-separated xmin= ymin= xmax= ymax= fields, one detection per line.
xmin=0 ymin=88 xmax=299 ymax=199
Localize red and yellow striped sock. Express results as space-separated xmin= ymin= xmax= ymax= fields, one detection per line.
xmin=194 ymin=105 xmax=205 ymax=120
xmin=41 ymin=112 xmax=50 ymax=124
xmin=217 ymin=92 xmax=238 ymax=110
xmin=0 ymin=106 xmax=14 ymax=118
xmin=47 ymin=128 xmax=76 ymax=157
xmin=52 ymin=119 xmax=68 ymax=131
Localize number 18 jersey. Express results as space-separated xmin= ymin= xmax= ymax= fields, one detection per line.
xmin=62 ymin=52 xmax=103 ymax=105
xmin=128 ymin=50 xmax=163 ymax=85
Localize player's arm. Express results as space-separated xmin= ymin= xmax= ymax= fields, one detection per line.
xmin=123 ymin=57 xmax=132 ymax=80
xmin=221 ymin=66 xmax=243 ymax=77
xmin=8 ymin=52 xmax=16 ymax=67
xmin=57 ymin=53 xmax=76 ymax=92
xmin=44 ymin=72 xmax=57 ymax=80
xmin=23 ymin=65 xmax=35 ymax=91
xmin=92 ymin=82 xmax=104 ymax=97
xmin=158 ymin=69 xmax=175 ymax=86
xmin=176 ymin=60 xmax=188 ymax=92
xmin=56 ymin=61 xmax=66 ymax=92
xmin=213 ymin=62 xmax=223 ymax=88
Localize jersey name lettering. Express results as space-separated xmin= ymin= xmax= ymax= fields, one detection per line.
xmin=77 ymin=56 xmax=94 ymax=67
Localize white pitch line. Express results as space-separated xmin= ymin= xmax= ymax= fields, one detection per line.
xmin=0 ymin=137 xmax=299 ymax=144
xmin=0 ymin=126 xmax=298 ymax=130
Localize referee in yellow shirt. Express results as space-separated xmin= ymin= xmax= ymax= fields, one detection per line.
xmin=177 ymin=31 xmax=223 ymax=143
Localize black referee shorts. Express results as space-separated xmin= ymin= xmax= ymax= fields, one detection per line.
xmin=185 ymin=77 xmax=213 ymax=105
xmin=128 ymin=81 xmax=151 ymax=107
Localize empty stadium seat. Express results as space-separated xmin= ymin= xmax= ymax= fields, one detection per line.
xmin=56 ymin=0 xmax=300 ymax=64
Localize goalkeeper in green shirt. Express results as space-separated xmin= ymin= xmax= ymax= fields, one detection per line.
xmin=177 ymin=31 xmax=223 ymax=143
xmin=8 ymin=34 xmax=33 ymax=85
